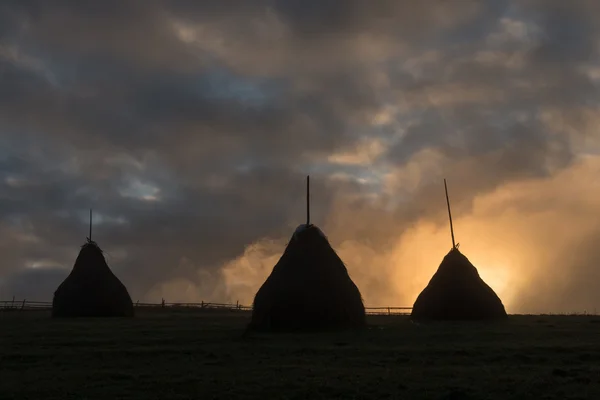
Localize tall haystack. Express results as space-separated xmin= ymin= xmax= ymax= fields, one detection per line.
xmin=411 ymin=180 xmax=507 ymax=320
xmin=52 ymin=210 xmax=134 ymax=318
xmin=249 ymin=176 xmax=366 ymax=332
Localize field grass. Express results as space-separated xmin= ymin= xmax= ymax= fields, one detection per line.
xmin=1 ymin=310 xmax=600 ymax=399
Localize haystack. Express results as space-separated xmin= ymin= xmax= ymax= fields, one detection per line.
xmin=411 ymin=247 xmax=507 ymax=320
xmin=52 ymin=238 xmax=134 ymax=318
xmin=249 ymin=223 xmax=366 ymax=331
xmin=410 ymin=179 xmax=507 ymax=320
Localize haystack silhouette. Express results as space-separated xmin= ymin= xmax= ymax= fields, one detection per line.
xmin=411 ymin=180 xmax=507 ymax=321
xmin=249 ymin=177 xmax=366 ymax=332
xmin=52 ymin=210 xmax=134 ymax=318
xmin=411 ymin=247 xmax=507 ymax=320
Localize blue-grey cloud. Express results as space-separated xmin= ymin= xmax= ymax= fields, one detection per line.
xmin=0 ymin=1 xmax=598 ymax=312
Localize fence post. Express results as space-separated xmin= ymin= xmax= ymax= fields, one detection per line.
xmin=12 ymin=296 xmax=15 ymax=309
xmin=135 ymin=300 xmax=139 ymax=307
xmin=21 ymin=299 xmax=26 ymax=310
xmin=161 ymin=298 xmax=165 ymax=308
xmin=201 ymin=301 xmax=204 ymax=309
xmin=388 ymin=307 xmax=390 ymax=315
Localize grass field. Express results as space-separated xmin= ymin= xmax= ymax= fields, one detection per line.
xmin=1 ymin=310 xmax=600 ymax=400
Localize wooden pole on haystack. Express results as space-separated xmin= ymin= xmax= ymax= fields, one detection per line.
xmin=306 ymin=175 xmax=310 ymax=225
xmin=444 ymin=179 xmax=456 ymax=249
xmin=89 ymin=208 xmax=93 ymax=242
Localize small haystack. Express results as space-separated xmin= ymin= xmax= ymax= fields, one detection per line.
xmin=411 ymin=180 xmax=507 ymax=320
xmin=411 ymin=248 xmax=507 ymax=320
xmin=52 ymin=210 xmax=134 ymax=318
xmin=249 ymin=176 xmax=366 ymax=331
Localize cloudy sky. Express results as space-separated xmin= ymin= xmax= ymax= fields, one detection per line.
xmin=1 ymin=0 xmax=599 ymax=313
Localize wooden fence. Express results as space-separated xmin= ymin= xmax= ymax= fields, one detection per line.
xmin=1 ymin=297 xmax=412 ymax=315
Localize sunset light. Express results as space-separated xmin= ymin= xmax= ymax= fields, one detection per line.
xmin=3 ymin=2 xmax=600 ymax=398
xmin=1 ymin=2 xmax=599 ymax=317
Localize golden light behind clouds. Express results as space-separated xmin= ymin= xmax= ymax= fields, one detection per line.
xmin=212 ymin=155 xmax=600 ymax=313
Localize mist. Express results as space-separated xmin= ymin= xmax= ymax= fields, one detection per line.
xmin=149 ymin=154 xmax=600 ymax=314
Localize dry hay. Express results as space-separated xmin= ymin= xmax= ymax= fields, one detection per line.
xmin=411 ymin=248 xmax=507 ymax=321
xmin=249 ymin=224 xmax=366 ymax=332
xmin=52 ymin=240 xmax=134 ymax=318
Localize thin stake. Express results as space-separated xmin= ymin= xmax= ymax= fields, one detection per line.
xmin=444 ymin=179 xmax=456 ymax=249
xmin=89 ymin=208 xmax=93 ymax=242
xmin=306 ymin=175 xmax=310 ymax=225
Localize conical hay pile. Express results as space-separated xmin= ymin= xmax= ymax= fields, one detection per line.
xmin=52 ymin=241 xmax=134 ymax=318
xmin=411 ymin=248 xmax=507 ymax=321
xmin=249 ymin=224 xmax=366 ymax=332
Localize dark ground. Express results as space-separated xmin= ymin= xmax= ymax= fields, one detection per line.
xmin=1 ymin=309 xmax=599 ymax=399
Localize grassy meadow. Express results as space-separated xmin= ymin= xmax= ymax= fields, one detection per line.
xmin=1 ymin=309 xmax=600 ymax=399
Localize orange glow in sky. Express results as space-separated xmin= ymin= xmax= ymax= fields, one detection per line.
xmin=149 ymin=155 xmax=600 ymax=314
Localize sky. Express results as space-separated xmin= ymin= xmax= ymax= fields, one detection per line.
xmin=1 ymin=0 xmax=599 ymax=314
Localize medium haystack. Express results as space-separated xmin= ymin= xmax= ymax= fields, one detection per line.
xmin=411 ymin=247 xmax=507 ymax=320
xmin=52 ymin=240 xmax=134 ymax=318
xmin=249 ymin=223 xmax=366 ymax=331
xmin=411 ymin=179 xmax=507 ymax=320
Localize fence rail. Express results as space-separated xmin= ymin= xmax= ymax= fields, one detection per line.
xmin=1 ymin=298 xmax=412 ymax=315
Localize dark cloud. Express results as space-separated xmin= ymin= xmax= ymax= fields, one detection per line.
xmin=0 ymin=1 xmax=598 ymax=311
xmin=0 ymin=267 xmax=65 ymax=300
